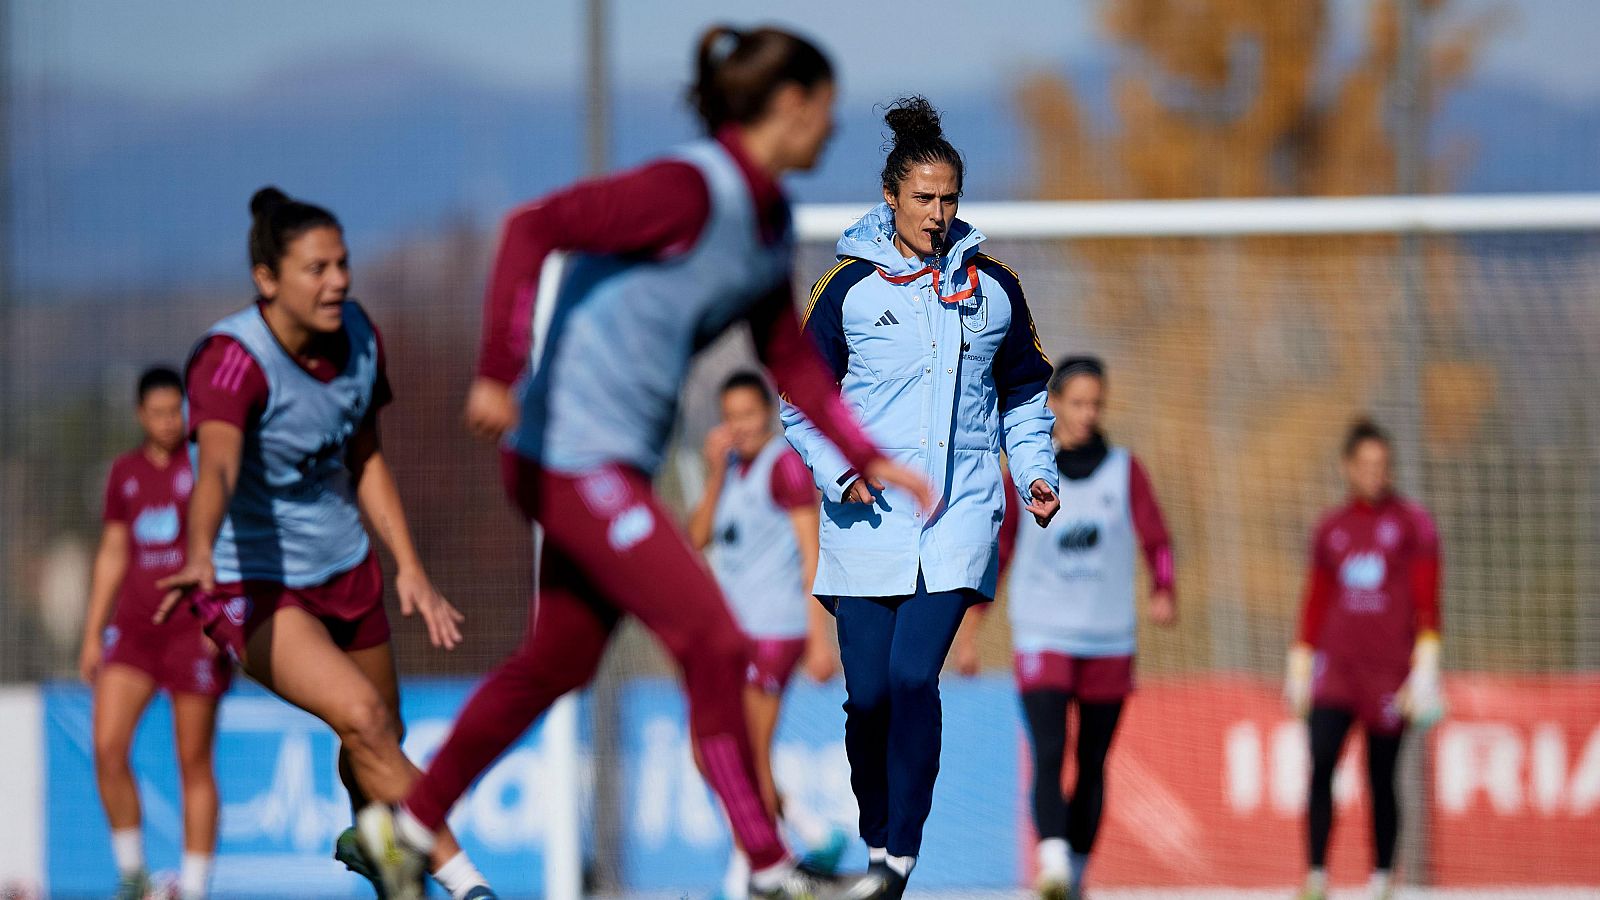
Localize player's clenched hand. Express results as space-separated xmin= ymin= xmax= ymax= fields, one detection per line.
xmin=464 ymin=377 xmax=518 ymax=442
xmin=397 ymin=568 xmax=465 ymax=650
xmin=803 ymin=632 xmax=838 ymax=683
xmin=1149 ymin=589 xmax=1177 ymax=626
xmin=952 ymin=634 xmax=981 ymax=678
xmin=842 ymin=476 xmax=877 ymax=504
xmin=154 ymin=558 xmax=215 ymax=624
xmin=702 ymin=425 xmax=735 ymax=476
xmin=77 ymin=634 xmax=103 ymax=684
xmin=1024 ymin=479 xmax=1060 ymax=527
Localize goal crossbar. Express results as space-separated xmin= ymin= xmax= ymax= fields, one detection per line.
xmin=795 ymin=193 xmax=1600 ymax=241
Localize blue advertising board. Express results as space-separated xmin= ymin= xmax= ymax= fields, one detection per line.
xmin=619 ymin=675 xmax=1022 ymax=892
xmin=41 ymin=675 xmax=1019 ymax=896
xmin=44 ymin=678 xmax=578 ymax=897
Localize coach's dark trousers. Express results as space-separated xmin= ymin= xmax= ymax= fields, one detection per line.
xmin=833 ymin=574 xmax=975 ymax=859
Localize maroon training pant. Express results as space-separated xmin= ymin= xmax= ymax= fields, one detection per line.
xmin=403 ymin=453 xmax=785 ymax=869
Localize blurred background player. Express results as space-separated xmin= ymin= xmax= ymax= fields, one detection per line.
xmin=687 ymin=371 xmax=851 ymax=899
xmin=783 ymin=95 xmax=1059 ymax=900
xmin=363 ymin=25 xmax=932 ymax=900
xmin=78 ymin=366 xmax=232 ymax=900
xmin=964 ymin=356 xmax=1175 ymax=900
xmin=155 ymin=188 xmax=495 ymax=900
xmin=1285 ymin=419 xmax=1443 ymax=900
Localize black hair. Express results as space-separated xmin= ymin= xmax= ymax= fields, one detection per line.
xmin=1048 ymin=355 xmax=1106 ymax=394
xmin=1342 ymin=417 xmax=1392 ymax=458
xmin=880 ymin=95 xmax=965 ymax=196
xmin=137 ymin=366 xmax=183 ymax=402
xmin=690 ymin=26 xmax=833 ymax=133
xmin=248 ymin=186 xmax=341 ymax=275
xmin=720 ymin=370 xmax=774 ymax=406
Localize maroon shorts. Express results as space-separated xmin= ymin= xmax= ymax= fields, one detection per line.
xmin=196 ymin=551 xmax=390 ymax=661
xmin=1313 ymin=652 xmax=1408 ymax=735
xmin=102 ymin=616 xmax=232 ymax=698
xmin=745 ymin=637 xmax=807 ymax=695
xmin=1014 ymin=650 xmax=1135 ymax=702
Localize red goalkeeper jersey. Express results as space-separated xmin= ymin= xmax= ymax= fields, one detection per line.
xmin=1297 ymin=493 xmax=1440 ymax=671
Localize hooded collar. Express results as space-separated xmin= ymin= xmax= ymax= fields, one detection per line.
xmin=835 ymin=201 xmax=986 ymax=278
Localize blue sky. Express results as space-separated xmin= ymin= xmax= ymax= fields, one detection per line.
xmin=9 ymin=0 xmax=1599 ymax=294
xmin=15 ymin=0 xmax=1600 ymax=103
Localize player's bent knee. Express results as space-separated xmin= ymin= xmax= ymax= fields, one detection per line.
xmin=672 ymin=622 xmax=746 ymax=672
xmin=335 ymin=696 xmax=400 ymax=755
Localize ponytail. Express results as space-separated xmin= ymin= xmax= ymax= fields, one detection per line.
xmin=689 ymin=25 xmax=832 ymax=133
xmin=247 ymin=186 xmax=340 ymax=275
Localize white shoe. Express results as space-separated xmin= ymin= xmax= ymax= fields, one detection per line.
xmin=355 ymin=804 xmax=427 ymax=900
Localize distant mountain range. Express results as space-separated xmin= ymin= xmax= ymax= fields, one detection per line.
xmin=9 ymin=51 xmax=1598 ymax=296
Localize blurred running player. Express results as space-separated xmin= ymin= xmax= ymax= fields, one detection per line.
xmin=79 ymin=366 xmax=232 ymax=900
xmin=1285 ymin=419 xmax=1443 ymax=900
xmin=966 ymin=356 xmax=1175 ymax=900
xmin=156 ymin=187 xmax=495 ymax=900
xmin=687 ymin=371 xmax=851 ymax=898
xmin=360 ymin=25 xmax=931 ymax=900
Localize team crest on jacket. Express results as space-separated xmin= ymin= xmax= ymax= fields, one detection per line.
xmin=959 ymin=284 xmax=987 ymax=333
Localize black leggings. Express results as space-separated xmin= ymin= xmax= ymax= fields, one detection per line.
xmin=1308 ymin=707 xmax=1404 ymax=871
xmin=1021 ymin=691 xmax=1124 ymax=852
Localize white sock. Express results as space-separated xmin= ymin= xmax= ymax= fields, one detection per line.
xmin=433 ymin=851 xmax=490 ymax=900
xmin=1306 ymin=867 xmax=1328 ymax=892
xmin=749 ymin=859 xmax=795 ymax=892
xmin=178 ymin=852 xmax=212 ymax=899
xmin=723 ymin=848 xmax=751 ymax=899
xmin=1370 ymin=869 xmax=1392 ymax=897
xmin=395 ymin=805 xmax=438 ymax=854
xmin=886 ymin=854 xmax=915 ymax=877
xmin=868 ymin=846 xmax=887 ymax=865
xmin=781 ymin=797 xmax=832 ymax=849
xmin=1037 ymin=838 xmax=1069 ymax=881
xmin=1067 ymin=850 xmax=1089 ymax=890
xmin=110 ymin=828 xmax=144 ymax=876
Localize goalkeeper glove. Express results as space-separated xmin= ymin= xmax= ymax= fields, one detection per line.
xmin=1284 ymin=643 xmax=1314 ymax=719
xmin=1395 ymin=631 xmax=1445 ymax=728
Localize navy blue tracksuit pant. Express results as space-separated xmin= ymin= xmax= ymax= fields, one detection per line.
xmin=832 ymin=575 xmax=976 ymax=859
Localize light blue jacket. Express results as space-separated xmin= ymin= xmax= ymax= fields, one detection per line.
xmin=782 ymin=203 xmax=1056 ymax=599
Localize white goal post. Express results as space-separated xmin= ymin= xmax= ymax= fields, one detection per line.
xmin=795 ymin=192 xmax=1600 ymax=240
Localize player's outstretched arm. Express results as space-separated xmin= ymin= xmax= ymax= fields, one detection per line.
xmin=347 ymin=419 xmax=464 ymax=650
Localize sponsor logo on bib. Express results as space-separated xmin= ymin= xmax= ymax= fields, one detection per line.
xmin=132 ymin=504 xmax=181 ymax=546
xmin=1057 ymin=522 xmax=1101 ymax=553
xmin=608 ymin=505 xmax=655 ymax=552
xmin=1339 ymin=551 xmax=1386 ymax=590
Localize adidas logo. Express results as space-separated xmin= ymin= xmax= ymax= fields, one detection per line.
xmin=874 ymin=310 xmax=901 ymax=326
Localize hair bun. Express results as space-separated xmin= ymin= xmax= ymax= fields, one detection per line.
xmin=250 ymin=186 xmax=290 ymax=219
xmin=884 ymin=95 xmax=944 ymax=144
